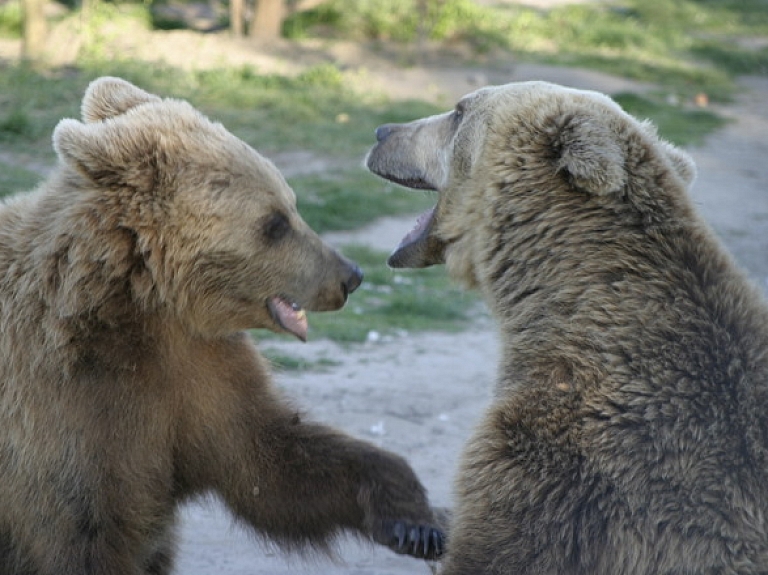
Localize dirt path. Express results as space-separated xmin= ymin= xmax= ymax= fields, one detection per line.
xmin=175 ymin=68 xmax=768 ymax=574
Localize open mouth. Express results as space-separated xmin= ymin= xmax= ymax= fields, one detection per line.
xmin=381 ymin=178 xmax=442 ymax=269
xmin=389 ymin=206 xmax=437 ymax=266
xmin=384 ymin=175 xmax=436 ymax=191
xmin=367 ymin=159 xmax=444 ymax=268
xmin=267 ymin=296 xmax=308 ymax=342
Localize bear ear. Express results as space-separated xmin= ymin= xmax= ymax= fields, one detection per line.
xmin=53 ymin=118 xmax=157 ymax=193
xmin=81 ymin=76 xmax=161 ymax=123
xmin=638 ymin=120 xmax=696 ymax=187
xmin=555 ymin=113 xmax=627 ymax=195
xmin=659 ymin=139 xmax=697 ymax=188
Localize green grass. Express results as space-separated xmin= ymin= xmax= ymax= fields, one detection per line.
xmin=290 ymin=0 xmax=768 ymax=101
xmin=0 ymin=64 xmax=83 ymax=152
xmin=0 ymin=163 xmax=41 ymax=197
xmin=259 ymin=245 xmax=480 ymax=344
xmin=0 ymin=0 xmax=22 ymax=38
xmin=0 ymin=60 xmax=442 ymax=229
xmin=292 ymin=171 xmax=435 ymax=234
xmin=0 ymin=58 xmax=438 ymax=157
xmin=613 ymin=93 xmax=728 ymax=147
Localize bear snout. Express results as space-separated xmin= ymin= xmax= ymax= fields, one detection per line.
xmin=375 ymin=123 xmax=397 ymax=142
xmin=342 ymin=261 xmax=364 ymax=299
xmin=306 ymin=255 xmax=363 ymax=312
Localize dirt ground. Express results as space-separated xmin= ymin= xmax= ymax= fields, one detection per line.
xmin=3 ymin=14 xmax=768 ymax=574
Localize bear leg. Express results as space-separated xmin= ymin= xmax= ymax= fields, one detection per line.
xmin=186 ymin=404 xmax=445 ymax=560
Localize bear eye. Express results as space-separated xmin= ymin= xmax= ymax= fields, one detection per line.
xmin=452 ymin=102 xmax=466 ymax=124
xmin=263 ymin=212 xmax=291 ymax=242
xmin=209 ymin=176 xmax=232 ymax=199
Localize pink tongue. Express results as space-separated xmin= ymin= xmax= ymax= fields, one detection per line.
xmin=270 ymin=297 xmax=308 ymax=341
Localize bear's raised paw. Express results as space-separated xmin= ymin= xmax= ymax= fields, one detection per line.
xmin=378 ymin=519 xmax=445 ymax=560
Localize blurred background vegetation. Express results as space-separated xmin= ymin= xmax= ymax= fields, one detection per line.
xmin=1 ymin=0 xmax=767 ymax=347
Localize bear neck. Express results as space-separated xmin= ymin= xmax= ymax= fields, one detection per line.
xmin=0 ymin=177 xmax=166 ymax=348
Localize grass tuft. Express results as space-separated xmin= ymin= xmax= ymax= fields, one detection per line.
xmin=0 ymin=0 xmax=22 ymax=38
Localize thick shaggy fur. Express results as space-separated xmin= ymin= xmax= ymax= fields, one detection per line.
xmin=367 ymin=81 xmax=768 ymax=574
xmin=0 ymin=77 xmax=444 ymax=574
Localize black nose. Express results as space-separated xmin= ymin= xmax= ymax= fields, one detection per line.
xmin=344 ymin=264 xmax=364 ymax=297
xmin=375 ymin=124 xmax=395 ymax=142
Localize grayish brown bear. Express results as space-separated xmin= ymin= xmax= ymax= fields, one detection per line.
xmin=367 ymin=81 xmax=768 ymax=574
xmin=0 ymin=77 xmax=444 ymax=574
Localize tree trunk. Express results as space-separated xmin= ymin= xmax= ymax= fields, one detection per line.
xmin=230 ymin=0 xmax=245 ymax=37
xmin=22 ymin=0 xmax=47 ymax=61
xmin=250 ymin=0 xmax=284 ymax=41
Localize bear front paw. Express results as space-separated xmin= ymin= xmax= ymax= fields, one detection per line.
xmin=377 ymin=520 xmax=445 ymax=560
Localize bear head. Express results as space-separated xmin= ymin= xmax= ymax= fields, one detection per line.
xmin=51 ymin=77 xmax=362 ymax=340
xmin=366 ymin=81 xmax=696 ymax=289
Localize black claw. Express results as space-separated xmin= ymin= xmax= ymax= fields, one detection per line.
xmin=433 ymin=528 xmax=444 ymax=557
xmin=384 ymin=521 xmax=445 ymax=560
xmin=393 ymin=521 xmax=407 ymax=549
xmin=410 ymin=525 xmax=420 ymax=554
